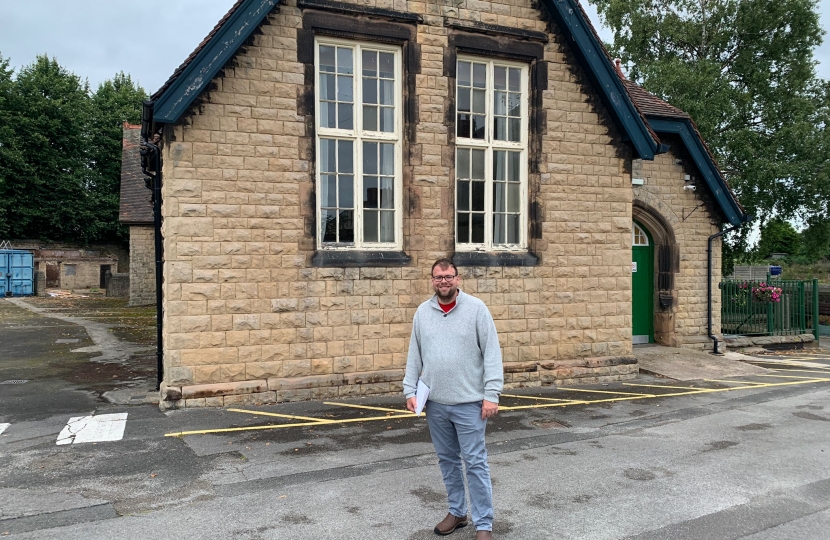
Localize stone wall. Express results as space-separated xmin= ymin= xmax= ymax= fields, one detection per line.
xmin=635 ymin=144 xmax=722 ymax=349
xmin=106 ymin=272 xmax=130 ymax=298
xmin=129 ymin=225 xmax=157 ymax=306
xmin=153 ymin=0 xmax=704 ymax=408
xmin=44 ymin=259 xmax=118 ymax=291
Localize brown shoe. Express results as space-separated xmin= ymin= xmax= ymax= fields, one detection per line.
xmin=434 ymin=513 xmax=468 ymax=535
xmin=475 ymin=531 xmax=493 ymax=540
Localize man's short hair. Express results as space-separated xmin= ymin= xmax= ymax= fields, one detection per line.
xmin=431 ymin=258 xmax=457 ymax=276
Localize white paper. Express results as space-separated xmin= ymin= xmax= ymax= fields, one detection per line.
xmin=415 ymin=379 xmax=430 ymax=416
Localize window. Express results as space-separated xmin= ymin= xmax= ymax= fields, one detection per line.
xmin=315 ymin=39 xmax=402 ymax=249
xmin=633 ymin=223 xmax=649 ymax=246
xmin=455 ymin=57 xmax=528 ymax=251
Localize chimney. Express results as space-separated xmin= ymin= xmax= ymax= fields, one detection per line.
xmin=614 ymin=58 xmax=626 ymax=79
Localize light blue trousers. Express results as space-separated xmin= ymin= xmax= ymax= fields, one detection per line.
xmin=425 ymin=401 xmax=494 ymax=531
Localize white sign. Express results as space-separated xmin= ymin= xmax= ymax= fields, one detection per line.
xmin=631 ymin=262 xmax=638 ymax=273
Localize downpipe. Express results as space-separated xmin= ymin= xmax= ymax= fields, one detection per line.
xmin=708 ymin=221 xmax=748 ymax=355
xmin=140 ymin=101 xmax=164 ymax=390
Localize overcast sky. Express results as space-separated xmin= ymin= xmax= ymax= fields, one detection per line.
xmin=1 ymin=0 xmax=828 ymax=94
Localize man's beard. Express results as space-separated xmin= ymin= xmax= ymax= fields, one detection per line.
xmin=436 ymin=287 xmax=456 ymax=302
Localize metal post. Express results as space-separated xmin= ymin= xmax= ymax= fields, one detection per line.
xmin=813 ymin=278 xmax=820 ymax=343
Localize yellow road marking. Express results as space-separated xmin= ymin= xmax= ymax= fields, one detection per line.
xmin=500 ymin=395 xmax=650 ymax=410
xmin=501 ymin=393 xmax=588 ymax=404
xmin=166 ymin=376 xmax=830 ymax=437
xmin=226 ymin=408 xmax=334 ymax=423
xmin=557 ymin=387 xmax=655 ymax=397
xmin=769 ymin=368 xmax=830 ymax=375
xmin=623 ymin=383 xmax=721 ymax=392
xmin=323 ymin=402 xmax=409 ymax=414
xmin=753 ymin=374 xmax=829 ymax=380
xmin=751 ymin=360 xmax=830 ymax=369
xmin=704 ymin=379 xmax=767 ymax=386
xmin=165 ymin=413 xmax=416 ymax=437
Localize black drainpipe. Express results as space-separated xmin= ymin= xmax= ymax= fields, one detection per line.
xmin=140 ymin=101 xmax=164 ymax=390
xmin=708 ymin=221 xmax=748 ymax=355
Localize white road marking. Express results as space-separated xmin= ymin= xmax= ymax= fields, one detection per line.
xmin=56 ymin=413 xmax=128 ymax=445
xmin=0 ymin=423 xmax=9 ymax=435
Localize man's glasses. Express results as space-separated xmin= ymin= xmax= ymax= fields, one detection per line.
xmin=431 ymin=275 xmax=457 ymax=282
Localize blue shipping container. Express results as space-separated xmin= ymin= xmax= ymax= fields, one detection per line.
xmin=0 ymin=250 xmax=35 ymax=296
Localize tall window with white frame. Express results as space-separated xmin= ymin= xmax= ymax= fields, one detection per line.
xmin=455 ymin=57 xmax=528 ymax=250
xmin=316 ymin=39 xmax=402 ymax=249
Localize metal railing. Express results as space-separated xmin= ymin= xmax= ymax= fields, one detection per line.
xmin=721 ymin=278 xmax=819 ymax=338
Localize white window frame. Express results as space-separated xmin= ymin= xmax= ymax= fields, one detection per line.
xmin=314 ymin=37 xmax=403 ymax=250
xmin=454 ymin=56 xmax=529 ymax=252
xmin=633 ymin=223 xmax=649 ymax=246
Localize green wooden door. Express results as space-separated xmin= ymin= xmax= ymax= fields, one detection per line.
xmin=632 ymin=222 xmax=653 ymax=344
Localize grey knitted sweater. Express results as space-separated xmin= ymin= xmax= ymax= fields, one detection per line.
xmin=403 ymin=290 xmax=504 ymax=405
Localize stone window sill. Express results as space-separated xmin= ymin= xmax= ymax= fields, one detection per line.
xmin=312 ymin=250 xmax=412 ymax=268
xmin=452 ymin=251 xmax=539 ymax=267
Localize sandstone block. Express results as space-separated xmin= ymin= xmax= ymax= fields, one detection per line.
xmin=181 ymin=379 xmax=268 ymax=399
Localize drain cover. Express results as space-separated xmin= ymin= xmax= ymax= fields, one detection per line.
xmin=0 ymin=380 xmax=29 ymax=385
xmin=55 ymin=339 xmax=80 ymax=344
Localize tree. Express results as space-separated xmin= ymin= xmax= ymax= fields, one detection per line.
xmin=797 ymin=217 xmax=830 ymax=262
xmin=755 ymin=218 xmax=801 ymax=259
xmin=0 ymin=57 xmax=147 ymax=245
xmin=89 ymin=73 xmax=148 ymax=242
xmin=0 ymin=54 xmax=20 ymax=238
xmin=0 ymin=55 xmax=96 ymax=242
xmin=589 ymin=0 xmax=830 ymax=247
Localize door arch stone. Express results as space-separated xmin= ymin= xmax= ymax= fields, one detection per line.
xmin=633 ymin=200 xmax=678 ymax=346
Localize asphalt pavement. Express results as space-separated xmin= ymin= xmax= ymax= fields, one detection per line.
xmin=2 ymin=297 xmax=830 ymax=539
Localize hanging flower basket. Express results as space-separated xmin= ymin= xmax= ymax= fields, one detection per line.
xmin=751 ymin=282 xmax=782 ymax=303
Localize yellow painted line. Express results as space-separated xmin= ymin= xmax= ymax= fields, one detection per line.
xmin=226 ymin=408 xmax=334 ymax=423
xmin=165 ymin=413 xmax=416 ymax=437
xmin=623 ymin=383 xmax=722 ymax=392
xmin=167 ymin=374 xmax=830 ymax=437
xmin=753 ymin=374 xmax=830 ymax=380
xmin=769 ymin=368 xmax=830 ymax=375
xmin=557 ymin=387 xmax=656 ymax=397
xmin=501 ymin=395 xmax=653 ymax=410
xmin=751 ymin=360 xmax=830 ymax=368
xmin=704 ymin=379 xmax=767 ymax=386
xmin=501 ymin=393 xmax=588 ymax=404
xmin=323 ymin=402 xmax=409 ymax=414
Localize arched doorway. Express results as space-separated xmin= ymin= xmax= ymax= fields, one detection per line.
xmin=632 ymin=221 xmax=653 ymax=344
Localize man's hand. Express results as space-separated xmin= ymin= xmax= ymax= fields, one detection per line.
xmin=406 ymin=397 xmax=417 ymax=413
xmin=481 ymin=399 xmax=498 ymax=419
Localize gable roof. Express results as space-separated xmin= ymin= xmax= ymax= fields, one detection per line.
xmin=620 ymin=79 xmax=749 ymax=225
xmin=151 ymin=0 xmax=280 ymax=123
xmin=119 ymin=123 xmax=154 ymax=225
xmin=539 ymin=0 xmax=660 ymax=160
xmin=149 ymin=0 xmax=748 ymax=224
xmin=150 ymin=0 xmax=660 ymax=159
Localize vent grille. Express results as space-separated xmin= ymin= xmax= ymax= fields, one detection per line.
xmin=0 ymin=380 xmax=29 ymax=385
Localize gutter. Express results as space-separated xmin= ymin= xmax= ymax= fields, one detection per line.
xmin=139 ymin=101 xmax=164 ymax=389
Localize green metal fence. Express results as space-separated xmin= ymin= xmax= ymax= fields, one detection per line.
xmin=721 ymin=278 xmax=820 ymax=338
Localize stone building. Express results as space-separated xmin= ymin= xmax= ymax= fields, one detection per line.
xmin=119 ymin=123 xmax=158 ymax=306
xmin=147 ymin=0 xmax=748 ymax=408
xmin=20 ymin=244 xmax=120 ymax=292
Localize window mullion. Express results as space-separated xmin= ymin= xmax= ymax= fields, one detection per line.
xmin=355 ymin=44 xmax=362 ymax=248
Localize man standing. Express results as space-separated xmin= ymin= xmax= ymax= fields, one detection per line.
xmin=404 ymin=258 xmax=504 ymax=540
